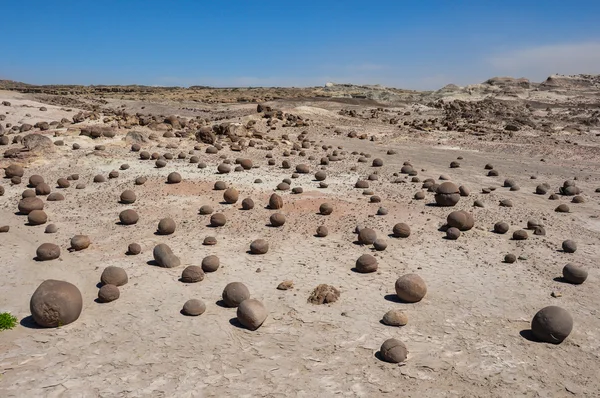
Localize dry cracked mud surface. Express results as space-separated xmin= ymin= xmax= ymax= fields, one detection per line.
xmin=0 ymin=74 xmax=599 ymax=397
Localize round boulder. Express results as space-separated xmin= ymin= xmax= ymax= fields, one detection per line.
xmin=182 ymin=299 xmax=206 ymax=316
xmin=201 ymin=255 xmax=220 ymax=272
xmin=222 ymin=282 xmax=250 ymax=307
xmin=395 ymin=274 xmax=426 ymax=303
xmin=98 ymin=284 xmax=120 ymax=303
xmin=392 ymin=223 xmax=410 ymax=238
xmin=18 ymin=196 xmax=44 ymax=214
xmin=531 ymin=306 xmax=573 ymax=344
xmin=100 ymin=266 xmax=128 ymax=286
xmin=379 ymin=338 xmax=408 ymax=363
xmin=181 ymin=265 xmax=205 ymax=283
xmin=27 ymin=209 xmax=47 ymax=225
xmin=157 ymin=217 xmax=176 ymax=235
xmin=30 ymin=280 xmax=83 ymax=327
xmin=237 ymin=298 xmax=268 ymax=330
xmin=446 ymin=210 xmax=474 ymax=231
xmin=70 ymin=235 xmax=91 ymax=251
xmin=435 ymin=182 xmax=460 ymax=207
xmin=562 ymin=263 xmax=587 ymax=284
xmin=355 ymin=254 xmax=378 ymax=273
xmin=250 ymin=239 xmax=269 ymax=254
xmin=119 ymin=209 xmax=139 ymax=225
xmin=36 ymin=243 xmax=60 ymax=261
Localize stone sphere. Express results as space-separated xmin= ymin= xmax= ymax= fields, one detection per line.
xmin=135 ymin=177 xmax=147 ymax=185
xmin=269 ymin=193 xmax=283 ymax=209
xmin=319 ymin=203 xmax=333 ymax=215
xmin=57 ymin=178 xmax=70 ymax=188
xmin=201 ymin=255 xmax=220 ymax=272
xmin=526 ymin=219 xmax=541 ymax=229
xmin=22 ymin=189 xmax=36 ymax=198
xmin=120 ymin=190 xmax=136 ymax=204
xmin=237 ymin=298 xmax=268 ymax=330
xmin=316 ymin=225 xmax=328 ymax=237
xmin=270 ymin=213 xmax=286 ymax=227
xmin=47 ymin=192 xmax=64 ymax=201
xmin=119 ymin=209 xmax=139 ymax=225
xmin=512 ymin=230 xmax=528 ymax=240
xmin=504 ymin=253 xmax=517 ymax=263
xmin=446 ymin=210 xmax=474 ymax=231
xmin=373 ymin=238 xmax=387 ymax=251
xmin=182 ymin=299 xmax=206 ymax=316
xmin=222 ymin=282 xmax=250 ymax=307
xmin=562 ymin=263 xmax=588 ymax=284
xmin=390 ymin=223 xmax=410 ymax=239
xmin=414 ymin=191 xmax=426 ymax=200
xmin=98 ymin=284 xmax=120 ymax=303
xmin=101 ymin=266 xmax=128 ymax=286
xmin=296 ymin=164 xmax=309 ymax=173
xmin=210 ymin=213 xmax=227 ymax=227
xmin=27 ymin=209 xmax=47 ymax=225
xmin=355 ymin=180 xmax=369 ymax=188
xmin=435 ymin=182 xmax=460 ymax=206
xmin=250 ymin=239 xmax=269 ymax=254
xmin=70 ymin=235 xmax=91 ymax=251
xmin=5 ymin=164 xmax=24 ymax=178
xmin=555 ymin=204 xmax=570 ymax=213
xmin=217 ymin=163 xmax=231 ymax=174
xmin=181 ymin=265 xmax=205 ymax=283
xmin=153 ymin=243 xmax=180 ymax=268
xmin=241 ymin=197 xmax=254 ymax=210
xmin=45 ymin=223 xmax=58 ymax=233
xmin=30 ymin=280 xmax=83 ymax=327
xmin=358 ymin=228 xmax=377 ymax=245
xmin=531 ymin=306 xmax=573 ymax=344
xmin=494 ymin=222 xmax=509 ymax=234
xmin=314 ymin=171 xmax=327 ymax=181
xmin=380 ymin=338 xmax=408 ymax=363
xmin=382 ymin=309 xmax=408 ymax=326
xmin=355 ymin=254 xmax=378 ymax=273
xmin=28 ymin=174 xmax=44 ymax=187
xmin=199 ymin=205 xmax=214 ymax=215
xmin=562 ymin=240 xmax=577 ymax=253
xmin=93 ymin=175 xmax=107 ymax=183
xmin=36 ymin=243 xmax=61 ymax=261
xmin=127 ymin=243 xmax=141 ymax=255
xmin=157 ymin=217 xmax=176 ymax=235
xmin=446 ymin=227 xmax=461 ymax=240
xmin=167 ymin=172 xmax=182 ymax=184
xmin=214 ymin=181 xmax=227 ymax=190
xmin=395 ymin=274 xmax=427 ymax=303
xmin=18 ymin=196 xmax=44 ymax=214
xmin=203 ymin=236 xmax=217 ymax=246
xmin=223 ymin=188 xmax=239 ymax=204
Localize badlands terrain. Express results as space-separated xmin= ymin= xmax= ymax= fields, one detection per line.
xmin=0 ymin=74 xmax=599 ymax=397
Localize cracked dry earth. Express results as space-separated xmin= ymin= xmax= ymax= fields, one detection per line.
xmin=0 ymin=89 xmax=599 ymax=397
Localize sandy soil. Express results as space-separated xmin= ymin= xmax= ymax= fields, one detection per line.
xmin=0 ymin=87 xmax=599 ymax=397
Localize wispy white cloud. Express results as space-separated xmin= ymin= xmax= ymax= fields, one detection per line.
xmin=487 ymin=41 xmax=600 ymax=80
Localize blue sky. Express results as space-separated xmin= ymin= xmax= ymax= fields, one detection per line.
xmin=3 ymin=1 xmax=600 ymax=89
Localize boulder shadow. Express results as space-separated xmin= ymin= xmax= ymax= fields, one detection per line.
xmin=519 ymin=329 xmax=542 ymax=343
xmin=384 ymin=294 xmax=402 ymax=303
xmin=20 ymin=315 xmax=44 ymax=329
xmin=228 ymin=317 xmax=245 ymax=329
xmin=146 ymin=260 xmax=160 ymax=267
xmin=552 ymin=276 xmax=572 ymax=284
xmin=215 ymin=300 xmax=230 ymax=308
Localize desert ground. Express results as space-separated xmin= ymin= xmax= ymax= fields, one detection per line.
xmin=0 ymin=75 xmax=599 ymax=397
